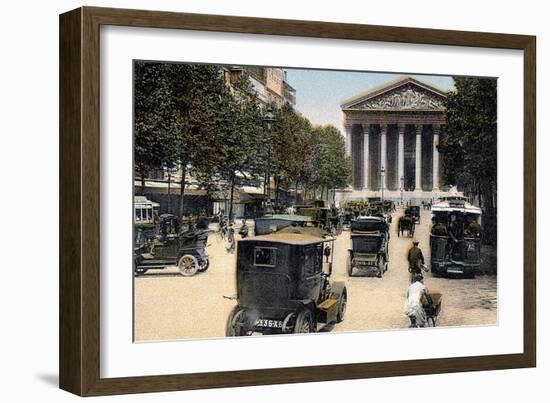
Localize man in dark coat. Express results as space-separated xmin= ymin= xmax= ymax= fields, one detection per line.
xmin=431 ymin=220 xmax=448 ymax=236
xmin=407 ymin=240 xmax=426 ymax=282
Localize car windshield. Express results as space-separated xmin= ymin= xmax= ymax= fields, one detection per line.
xmin=351 ymin=220 xmax=384 ymax=232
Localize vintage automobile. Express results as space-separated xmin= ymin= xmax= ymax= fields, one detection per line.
xmin=295 ymin=201 xmax=332 ymax=228
xmin=254 ymin=214 xmax=313 ymax=235
xmin=341 ymin=200 xmax=369 ymax=220
xmin=225 ymin=232 xmax=347 ymax=335
xmin=429 ymin=197 xmax=482 ymax=276
xmin=347 ymin=216 xmax=389 ymax=277
xmin=134 ymin=214 xmax=211 ymax=276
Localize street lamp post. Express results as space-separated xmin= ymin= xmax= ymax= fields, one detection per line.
xmin=262 ymin=107 xmax=275 ymax=203
xmin=400 ymin=175 xmax=404 ymax=205
xmin=380 ymin=166 xmax=386 ymax=202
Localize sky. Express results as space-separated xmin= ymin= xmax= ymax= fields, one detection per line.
xmin=283 ymin=69 xmax=455 ymax=133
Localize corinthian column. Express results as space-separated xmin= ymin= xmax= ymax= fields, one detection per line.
xmin=433 ymin=124 xmax=440 ymax=191
xmin=363 ymin=125 xmax=369 ymax=189
xmin=397 ymin=124 xmax=405 ymax=189
xmin=345 ymin=125 xmax=352 ymax=157
xmin=380 ymin=124 xmax=387 ymax=190
xmin=415 ymin=124 xmax=422 ymax=191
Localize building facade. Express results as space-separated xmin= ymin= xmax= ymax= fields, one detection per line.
xmin=337 ymin=76 xmax=453 ymax=204
xmin=225 ymin=66 xmax=296 ymax=106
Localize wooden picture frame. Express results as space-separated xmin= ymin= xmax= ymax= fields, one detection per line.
xmin=59 ymin=6 xmax=536 ymax=396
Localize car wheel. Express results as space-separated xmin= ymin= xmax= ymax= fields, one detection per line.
xmin=347 ymin=254 xmax=353 ymax=277
xmin=377 ymin=258 xmax=385 ymax=278
xmin=198 ymin=256 xmax=209 ymax=272
xmin=294 ymin=309 xmax=314 ymax=333
xmin=225 ymin=306 xmax=249 ymax=337
xmin=177 ymin=254 xmax=199 ymax=276
xmin=337 ymin=288 xmax=347 ymax=323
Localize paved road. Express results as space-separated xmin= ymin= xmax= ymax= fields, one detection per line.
xmin=134 ymin=209 xmax=497 ymax=341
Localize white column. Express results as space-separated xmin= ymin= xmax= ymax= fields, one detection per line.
xmin=397 ymin=124 xmax=405 ymax=190
xmin=380 ymin=124 xmax=387 ymax=190
xmin=433 ymin=125 xmax=440 ymax=191
xmin=363 ymin=125 xmax=369 ymax=189
xmin=415 ymin=124 xmax=422 ymax=191
xmin=345 ymin=126 xmax=352 ymax=156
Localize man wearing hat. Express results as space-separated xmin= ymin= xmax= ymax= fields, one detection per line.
xmin=407 ymin=240 xmax=426 ymax=282
xmin=404 ymin=273 xmax=430 ymax=327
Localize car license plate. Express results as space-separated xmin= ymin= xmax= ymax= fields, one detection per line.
xmin=254 ymin=318 xmax=283 ymax=328
xmin=447 ymin=269 xmax=463 ymax=274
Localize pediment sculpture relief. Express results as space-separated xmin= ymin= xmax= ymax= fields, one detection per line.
xmin=355 ymin=85 xmax=445 ymax=111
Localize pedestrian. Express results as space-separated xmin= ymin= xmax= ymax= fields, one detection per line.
xmin=239 ymin=218 xmax=249 ymax=239
xmin=323 ymin=244 xmax=331 ymax=263
xmin=407 ymin=240 xmax=426 ymax=282
xmin=404 ymin=273 xmax=431 ymax=327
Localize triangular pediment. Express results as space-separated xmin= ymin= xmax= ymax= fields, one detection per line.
xmin=341 ymin=76 xmax=447 ymax=112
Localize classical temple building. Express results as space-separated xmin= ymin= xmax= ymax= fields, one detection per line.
xmin=337 ymin=75 xmax=454 ymax=204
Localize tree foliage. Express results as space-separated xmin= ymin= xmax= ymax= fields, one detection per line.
xmin=439 ymin=77 xmax=497 ymax=208
xmin=270 ymin=104 xmax=315 ymax=202
xmin=309 ymin=125 xmax=351 ymax=194
xmin=134 ymin=62 xmax=352 ymax=214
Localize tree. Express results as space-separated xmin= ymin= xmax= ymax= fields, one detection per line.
xmin=439 ymin=77 xmax=497 ymax=209
xmin=271 ymin=104 xmax=314 ymax=204
xmin=134 ymin=63 xmax=180 ymax=194
xmin=309 ymin=125 xmax=351 ymax=201
xmin=215 ymin=75 xmax=264 ymax=220
xmin=168 ymin=64 xmax=235 ymax=216
xmin=134 ymin=62 xmax=237 ymax=215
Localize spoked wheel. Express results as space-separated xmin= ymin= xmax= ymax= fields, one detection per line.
xmin=177 ymin=254 xmax=199 ymax=276
xmin=225 ymin=306 xmax=251 ymax=337
xmin=337 ymin=288 xmax=347 ymax=323
xmin=293 ymin=309 xmax=314 ymax=333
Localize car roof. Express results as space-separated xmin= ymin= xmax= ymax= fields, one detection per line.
xmin=256 ymin=214 xmax=312 ymax=222
xmin=240 ymin=232 xmax=325 ymax=246
xmin=355 ymin=216 xmax=385 ymax=221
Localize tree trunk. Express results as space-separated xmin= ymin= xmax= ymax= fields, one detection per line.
xmin=167 ymin=170 xmax=172 ymax=214
xmin=141 ymin=171 xmax=145 ymax=195
xmin=295 ymin=180 xmax=299 ymax=205
xmin=140 ymin=169 xmax=146 ymax=195
xmin=228 ymin=173 xmax=236 ymax=224
xmin=178 ymin=163 xmax=187 ymax=218
xmin=477 ymin=181 xmax=482 ymax=209
xmin=275 ymin=175 xmax=280 ymax=207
